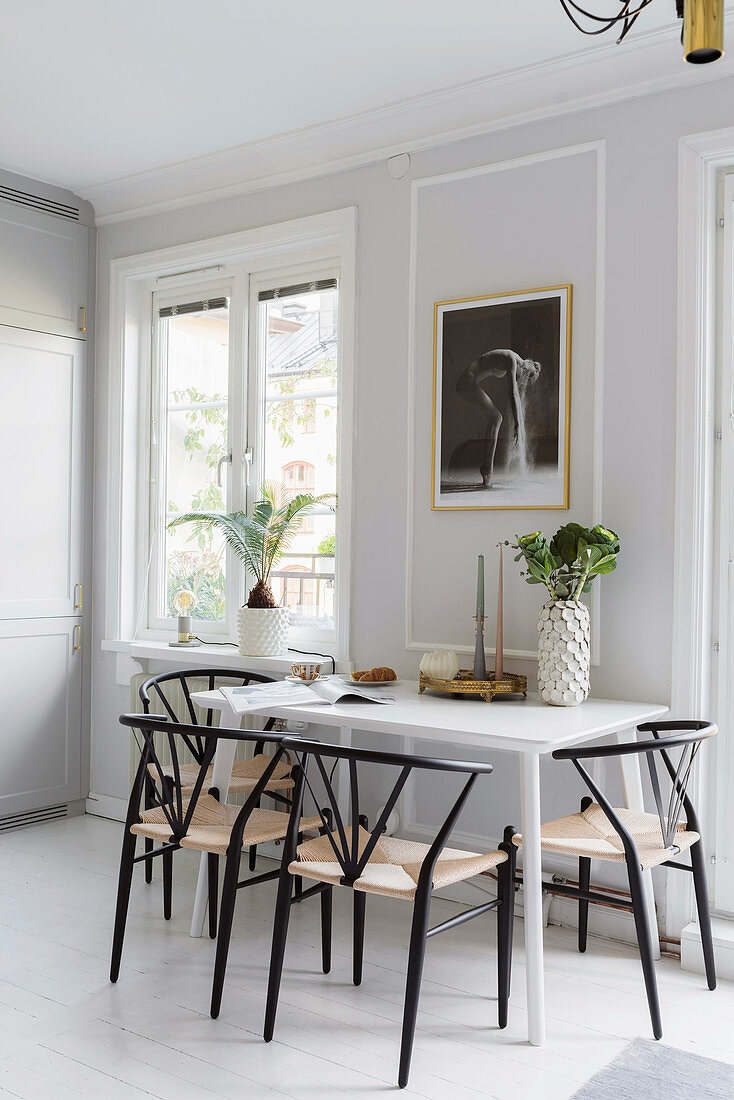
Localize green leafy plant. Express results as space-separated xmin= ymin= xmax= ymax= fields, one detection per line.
xmin=514 ymin=523 xmax=620 ymax=601
xmin=168 ymin=481 xmax=335 ymax=608
xmin=317 ymin=533 xmax=336 ymax=556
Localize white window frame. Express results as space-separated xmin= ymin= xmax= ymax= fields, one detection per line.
xmin=103 ymin=208 xmax=356 ymax=663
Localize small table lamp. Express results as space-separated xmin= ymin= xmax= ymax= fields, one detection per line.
xmin=169 ymin=589 xmax=201 ymax=647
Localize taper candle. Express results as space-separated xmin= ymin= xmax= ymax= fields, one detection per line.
xmin=495 ymin=543 xmax=504 ymax=681
xmin=476 ymin=554 xmax=485 ymax=619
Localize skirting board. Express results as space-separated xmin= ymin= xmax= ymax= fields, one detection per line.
xmin=86 ymin=792 xmax=128 ymax=821
xmin=681 ymin=917 xmax=734 ymax=980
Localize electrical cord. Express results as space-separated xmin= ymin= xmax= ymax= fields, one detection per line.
xmin=288 ymin=647 xmax=336 ymax=674
xmin=192 ymin=639 xmax=336 ymax=676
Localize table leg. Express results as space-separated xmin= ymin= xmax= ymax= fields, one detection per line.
xmin=190 ymin=735 xmax=237 ymax=938
xmin=521 ymin=752 xmax=545 ymax=1046
xmin=616 ymin=728 xmax=661 ymax=960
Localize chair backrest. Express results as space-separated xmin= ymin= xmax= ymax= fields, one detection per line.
xmin=139 ymin=669 xmax=276 ymax=762
xmin=553 ymin=720 xmax=717 ymax=855
xmin=119 ymin=712 xmax=289 ymax=843
xmin=281 ymin=735 xmax=494 ymax=888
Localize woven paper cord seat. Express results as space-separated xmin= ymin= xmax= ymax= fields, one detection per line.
xmin=131 ymin=794 xmax=320 ymax=857
xmin=290 ymin=826 xmax=508 ymax=900
xmin=147 ymin=754 xmax=293 ymax=796
xmin=513 ymin=803 xmax=700 ymax=870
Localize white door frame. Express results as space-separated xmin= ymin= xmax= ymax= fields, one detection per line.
xmin=671 ymin=127 xmax=734 ymax=940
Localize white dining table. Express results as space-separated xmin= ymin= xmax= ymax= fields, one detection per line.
xmin=190 ymin=681 xmax=667 ymax=1047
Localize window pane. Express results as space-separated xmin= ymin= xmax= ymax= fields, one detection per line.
xmin=160 ymin=304 xmax=229 ymax=622
xmin=262 ymin=286 xmax=337 ymax=633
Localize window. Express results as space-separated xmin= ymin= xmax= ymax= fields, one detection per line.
xmin=106 ymin=210 xmax=354 ymax=662
xmin=147 ymin=269 xmax=341 ymax=646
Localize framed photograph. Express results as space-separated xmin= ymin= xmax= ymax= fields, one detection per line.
xmin=431 ymin=284 xmax=572 ymax=510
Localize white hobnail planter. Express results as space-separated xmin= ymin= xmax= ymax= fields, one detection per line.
xmin=237 ymin=606 xmax=290 ymax=657
xmin=537 ymin=599 xmax=590 ymax=707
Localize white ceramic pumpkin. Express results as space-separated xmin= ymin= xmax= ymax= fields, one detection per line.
xmin=419 ymin=648 xmax=460 ymax=681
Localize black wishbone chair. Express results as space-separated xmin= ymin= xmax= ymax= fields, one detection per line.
xmin=263 ymin=736 xmax=517 ymax=1090
xmin=513 ymin=720 xmax=717 ymax=1040
xmin=139 ymin=669 xmax=295 ymax=921
xmin=111 ymin=715 xmax=331 ymax=1020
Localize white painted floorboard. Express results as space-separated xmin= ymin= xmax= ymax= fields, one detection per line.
xmin=0 ymin=815 xmax=731 ymax=1098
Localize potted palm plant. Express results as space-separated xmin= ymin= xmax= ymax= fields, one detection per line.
xmin=169 ymin=481 xmax=335 ymax=656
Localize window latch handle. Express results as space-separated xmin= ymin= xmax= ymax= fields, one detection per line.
xmin=216 ymin=451 xmax=232 ymax=487
xmin=244 ymin=446 xmax=254 ymax=487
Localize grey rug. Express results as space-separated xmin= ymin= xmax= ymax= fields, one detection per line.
xmin=573 ymin=1038 xmax=734 ymax=1098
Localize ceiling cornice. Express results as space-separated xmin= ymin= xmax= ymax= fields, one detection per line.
xmin=82 ymin=15 xmax=734 ymax=226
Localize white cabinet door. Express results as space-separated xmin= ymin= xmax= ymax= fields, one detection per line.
xmin=0 ymin=203 xmax=88 ymax=339
xmin=0 ymin=327 xmax=85 ymax=619
xmin=0 ymin=618 xmax=82 ymax=816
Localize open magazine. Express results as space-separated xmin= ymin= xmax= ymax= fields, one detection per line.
xmin=219 ymin=676 xmax=399 ymax=716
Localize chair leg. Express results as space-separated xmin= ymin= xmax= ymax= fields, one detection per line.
xmin=690 ymin=840 xmax=717 ymax=991
xmin=294 ymin=832 xmax=303 ymax=897
xmin=208 ymin=854 xmax=219 ymax=940
xmin=249 ymin=745 xmax=265 ymax=871
xmin=210 ymin=848 xmax=241 ymax=1020
xmin=144 ymin=774 xmax=155 ymax=884
xmin=162 ymin=847 xmax=173 ymax=920
xmin=578 ymin=796 xmax=592 ymax=953
xmin=264 ymin=870 xmax=295 ymax=1042
xmin=321 ymin=885 xmax=332 ymax=974
xmin=353 ymin=891 xmax=366 ymax=986
xmin=398 ymin=886 xmax=432 ymax=1090
xmin=110 ymin=829 xmax=137 ymax=982
xmin=248 ymin=798 xmax=261 ymax=872
xmin=578 ymin=857 xmax=591 ymax=953
xmin=496 ymin=827 xmax=516 ymax=1029
xmin=627 ymin=859 xmax=663 ymax=1040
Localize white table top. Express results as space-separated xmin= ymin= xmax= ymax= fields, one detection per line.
xmin=190 ymin=680 xmax=667 ymax=754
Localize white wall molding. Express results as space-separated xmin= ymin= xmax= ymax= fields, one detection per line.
xmin=682 ymin=917 xmax=734 ymax=980
xmin=404 ymin=141 xmax=606 ymax=664
xmin=80 ymin=23 xmax=734 ymax=225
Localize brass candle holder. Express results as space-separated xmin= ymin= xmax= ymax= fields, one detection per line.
xmin=419 ymin=668 xmax=527 ymax=703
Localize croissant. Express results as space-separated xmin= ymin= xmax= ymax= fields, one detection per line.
xmin=353 ymin=666 xmax=396 ymax=682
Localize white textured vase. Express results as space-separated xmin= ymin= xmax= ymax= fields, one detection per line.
xmin=537 ymin=599 xmax=590 ymax=706
xmin=237 ymin=606 xmax=290 ymax=657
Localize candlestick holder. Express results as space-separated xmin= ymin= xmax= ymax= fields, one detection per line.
xmin=419 ymin=668 xmax=527 ymax=703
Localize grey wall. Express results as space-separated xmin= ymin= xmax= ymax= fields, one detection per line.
xmin=90 ymin=75 xmax=734 ymax=925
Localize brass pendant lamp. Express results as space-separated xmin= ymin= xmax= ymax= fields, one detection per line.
xmin=558 ymin=0 xmax=724 ymax=63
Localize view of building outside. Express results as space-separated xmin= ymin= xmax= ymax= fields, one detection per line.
xmin=263 ymin=285 xmax=338 ymax=633
xmin=160 ymin=284 xmax=338 ymax=634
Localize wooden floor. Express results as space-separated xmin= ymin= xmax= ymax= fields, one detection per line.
xmin=0 ymin=816 xmax=731 ymax=1099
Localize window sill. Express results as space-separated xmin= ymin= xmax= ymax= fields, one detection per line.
xmin=102 ymin=637 xmax=352 ymax=680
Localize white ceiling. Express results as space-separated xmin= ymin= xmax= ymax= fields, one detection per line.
xmin=0 ymin=0 xmax=699 ymax=194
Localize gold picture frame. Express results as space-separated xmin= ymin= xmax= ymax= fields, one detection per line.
xmin=431 ymin=284 xmax=572 ymax=511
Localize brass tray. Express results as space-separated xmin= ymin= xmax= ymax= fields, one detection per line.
xmin=419 ymin=668 xmax=527 ymax=702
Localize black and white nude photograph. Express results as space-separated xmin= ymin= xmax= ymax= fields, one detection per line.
xmin=432 ymin=285 xmax=571 ymax=510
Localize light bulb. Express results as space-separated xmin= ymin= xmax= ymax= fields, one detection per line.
xmin=173 ymin=589 xmax=196 ymax=616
